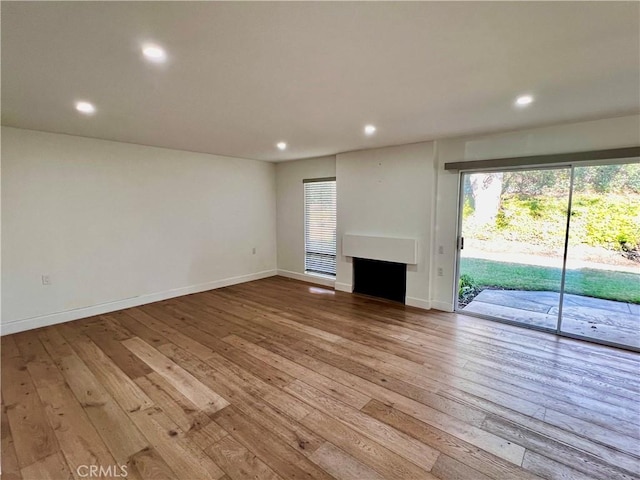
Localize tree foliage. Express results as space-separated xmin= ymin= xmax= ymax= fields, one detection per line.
xmin=497 ymin=163 xmax=640 ymax=197
xmin=463 ymin=163 xmax=640 ymax=257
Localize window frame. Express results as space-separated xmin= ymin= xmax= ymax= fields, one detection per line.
xmin=303 ymin=177 xmax=337 ymax=278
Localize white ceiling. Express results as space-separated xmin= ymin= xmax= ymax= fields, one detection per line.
xmin=2 ymin=2 xmax=639 ymax=162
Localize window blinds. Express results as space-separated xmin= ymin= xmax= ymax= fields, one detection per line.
xmin=304 ymin=179 xmax=337 ymax=276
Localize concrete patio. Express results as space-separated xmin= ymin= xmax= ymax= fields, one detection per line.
xmin=463 ymin=289 xmax=640 ymax=349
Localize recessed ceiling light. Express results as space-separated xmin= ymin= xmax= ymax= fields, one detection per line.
xmin=75 ymin=101 xmax=95 ymax=115
xmin=142 ymin=43 xmax=167 ymax=63
xmin=515 ymin=95 xmax=534 ymax=107
xmin=364 ymin=125 xmax=376 ymax=135
xmin=277 ymin=142 xmax=287 ymax=150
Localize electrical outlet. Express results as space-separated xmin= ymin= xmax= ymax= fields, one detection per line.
xmin=437 ymin=268 xmax=443 ymax=277
xmin=252 ymin=247 xmax=256 ymax=255
xmin=438 ymin=245 xmax=444 ymax=254
xmin=42 ymin=275 xmax=51 ymax=285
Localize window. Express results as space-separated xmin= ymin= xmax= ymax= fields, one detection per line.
xmin=304 ymin=178 xmax=337 ymax=277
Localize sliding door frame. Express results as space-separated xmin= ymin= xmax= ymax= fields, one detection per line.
xmin=453 ymin=164 xmax=569 ymax=336
xmin=554 ymin=165 xmax=574 ymax=335
xmin=453 ymin=159 xmax=640 ymax=352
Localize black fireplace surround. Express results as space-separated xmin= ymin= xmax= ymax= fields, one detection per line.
xmin=353 ymin=257 xmax=407 ymax=304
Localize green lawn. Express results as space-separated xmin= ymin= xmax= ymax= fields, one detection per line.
xmin=460 ymin=257 xmax=640 ymax=304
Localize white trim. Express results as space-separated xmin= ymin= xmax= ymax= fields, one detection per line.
xmin=431 ymin=300 xmax=455 ymax=312
xmin=334 ymin=282 xmax=352 ymax=293
xmin=277 ymin=270 xmax=335 ymax=287
xmin=0 ymin=269 xmax=277 ymax=336
xmin=405 ymin=297 xmax=431 ymax=310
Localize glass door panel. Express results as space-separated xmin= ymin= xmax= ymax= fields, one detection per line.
xmin=559 ymin=163 xmax=640 ymax=349
xmin=457 ymin=167 xmax=571 ymax=330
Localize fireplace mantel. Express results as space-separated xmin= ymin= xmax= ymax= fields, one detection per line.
xmin=342 ymin=234 xmax=418 ymax=265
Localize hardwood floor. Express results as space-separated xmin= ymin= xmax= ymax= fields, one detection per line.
xmin=2 ymin=276 xmax=639 ymax=480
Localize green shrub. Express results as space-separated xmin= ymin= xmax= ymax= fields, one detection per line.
xmin=526 ymin=198 xmax=545 ymax=218
xmin=495 ymin=210 xmax=509 ymax=229
xmin=458 ymin=274 xmax=482 ymax=307
xmin=573 ymin=194 xmax=640 ymax=250
xmin=462 ymin=198 xmax=474 ymax=220
xmin=467 ymin=193 xmax=640 ymax=253
xmin=459 ymin=274 xmax=475 ymax=293
xmin=490 ymin=195 xmax=569 ymax=247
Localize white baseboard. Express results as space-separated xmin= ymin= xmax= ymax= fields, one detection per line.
xmin=406 ymin=297 xmax=431 ymax=310
xmin=431 ymin=300 xmax=455 ymax=312
xmin=277 ymin=270 xmax=335 ymax=288
xmin=334 ymin=282 xmax=352 ymax=293
xmin=0 ymin=269 xmax=278 ymax=336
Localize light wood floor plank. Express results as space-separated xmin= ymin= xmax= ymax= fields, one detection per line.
xmin=260 ymin=337 xmax=491 ymax=426
xmin=482 ymin=414 xmax=637 ymax=480
xmin=122 ymin=337 xmax=229 ymax=414
xmin=16 ymin=332 xmax=118 ymax=479
xmin=157 ymin=342 xmax=325 ymax=456
xmin=134 ymin=373 xmax=202 ymax=432
xmin=79 ymin=317 xmax=153 ymax=379
xmin=283 ymin=339 xmax=526 ymax=465
xmin=1 ymin=339 xmax=59 ymax=470
xmin=205 ymin=435 xmax=284 ymax=480
xmin=2 ymin=276 xmax=637 ymax=480
xmin=521 ymin=450 xmax=598 ymax=480
xmin=223 ymin=334 xmax=371 ymax=409
xmin=134 ymin=373 xmax=229 ymax=450
xmin=129 ymin=406 xmax=225 ymax=480
xmin=308 ymin=442 xmax=386 ymax=480
xmin=19 ymin=451 xmax=72 ymax=480
xmin=300 ymin=409 xmax=437 ymax=480
xmin=431 ymin=453 xmax=493 ymax=480
xmin=128 ymin=446 xmax=178 ymax=480
xmin=213 ymin=405 xmax=334 ymax=480
xmin=46 ymin=350 xmax=149 ymax=465
xmin=69 ymin=335 xmax=154 ymax=413
xmin=285 ymin=379 xmax=442 ymax=471
xmin=361 ymin=398 xmax=541 ymax=480
xmin=1 ymin=394 xmax=23 ymax=480
xmin=147 ymin=317 xmax=295 ymax=389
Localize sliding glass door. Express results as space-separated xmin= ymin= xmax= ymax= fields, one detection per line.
xmin=456 ymin=161 xmax=640 ymax=351
xmin=559 ymin=163 xmax=640 ymax=349
xmin=457 ymin=167 xmax=571 ymax=331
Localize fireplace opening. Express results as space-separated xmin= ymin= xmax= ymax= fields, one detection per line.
xmin=353 ymin=257 xmax=407 ymax=304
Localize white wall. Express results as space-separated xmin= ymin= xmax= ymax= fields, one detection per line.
xmin=5 ymin=115 xmax=638 ymax=333
xmin=335 ymin=142 xmax=436 ymax=309
xmin=1 ymin=127 xmax=277 ymax=334
xmin=275 ymin=155 xmax=336 ymax=285
xmin=274 ymin=114 xmax=639 ymax=313
xmin=431 ymin=114 xmax=640 ymax=311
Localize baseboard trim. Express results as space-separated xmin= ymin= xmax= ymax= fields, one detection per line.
xmin=406 ymin=297 xmax=431 ymax=310
xmin=1 ymin=269 xmax=278 ymax=336
xmin=334 ymin=282 xmax=352 ymax=293
xmin=276 ymin=270 xmax=335 ymax=288
xmin=431 ymin=300 xmax=455 ymax=312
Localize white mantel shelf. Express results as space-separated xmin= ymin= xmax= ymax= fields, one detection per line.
xmin=342 ymin=234 xmax=418 ymax=265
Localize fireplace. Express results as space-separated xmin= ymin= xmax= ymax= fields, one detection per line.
xmin=353 ymin=257 xmax=407 ymax=304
